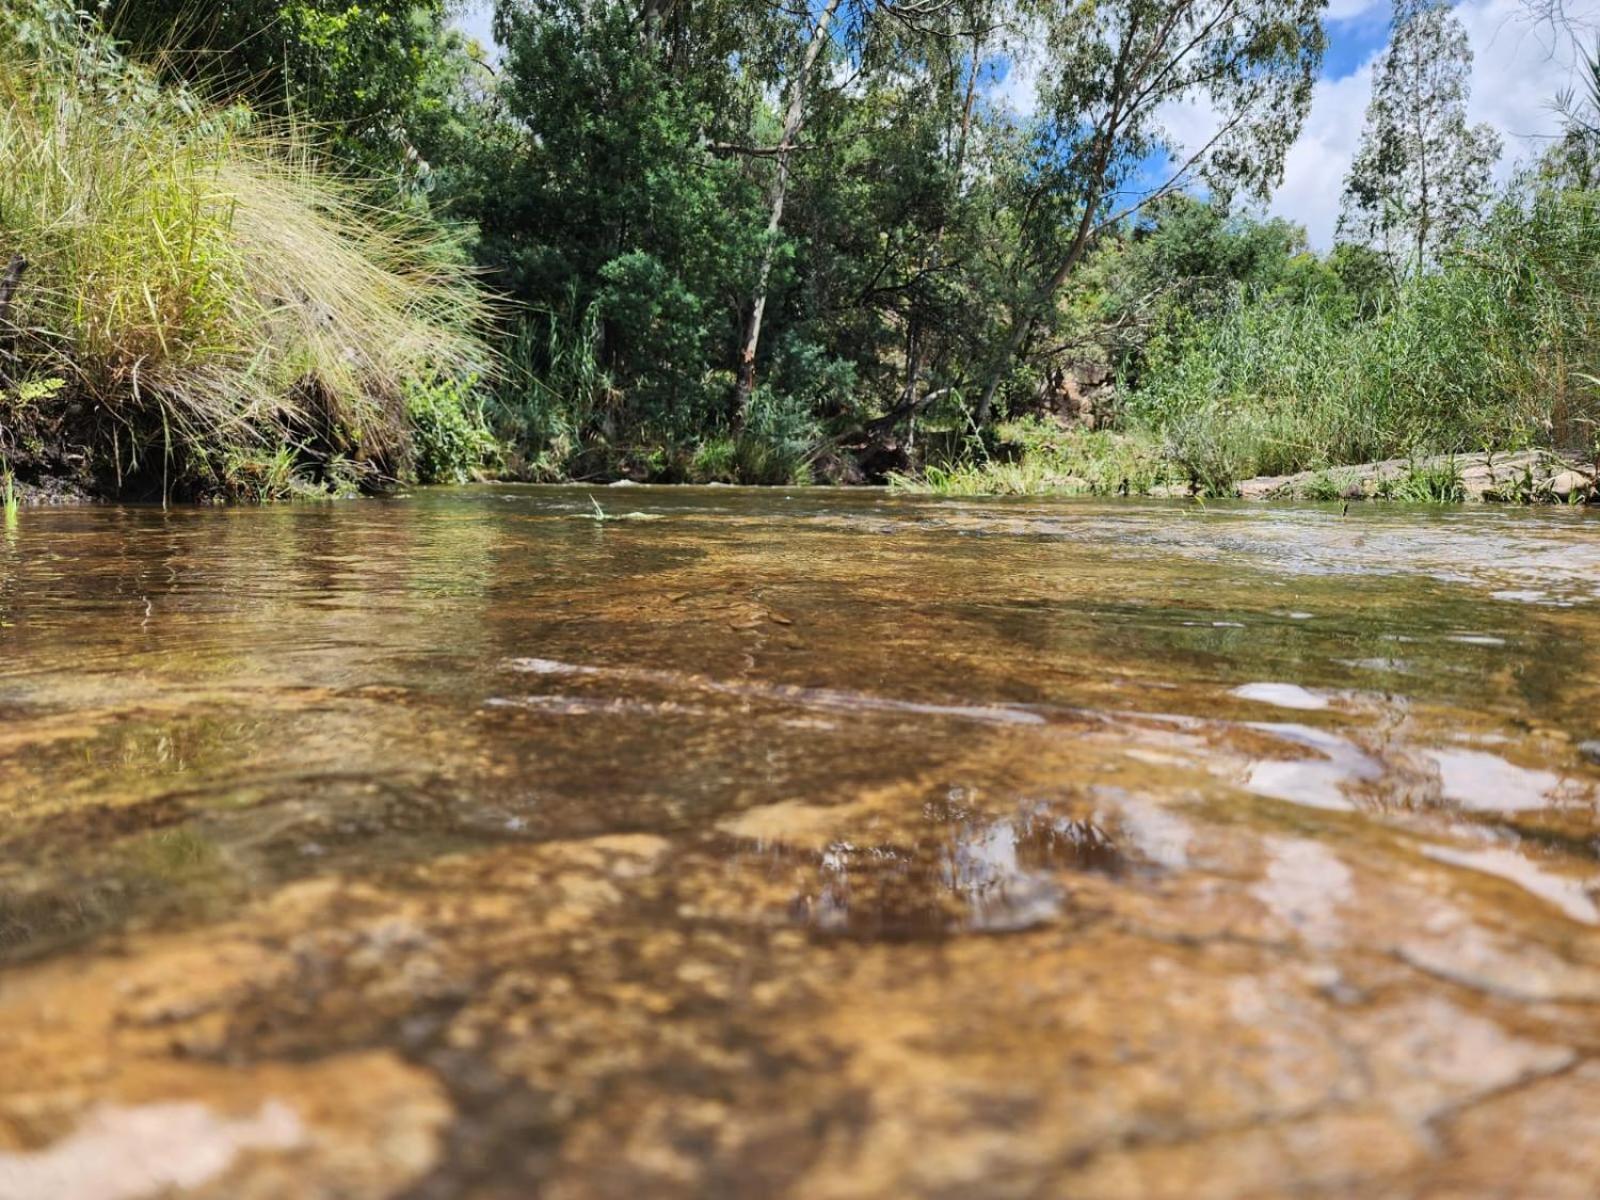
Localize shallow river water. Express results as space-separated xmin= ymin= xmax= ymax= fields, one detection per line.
xmin=2 ymin=485 xmax=1600 ymax=1198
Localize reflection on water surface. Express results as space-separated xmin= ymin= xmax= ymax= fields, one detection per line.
xmin=2 ymin=486 xmax=1599 ymax=1198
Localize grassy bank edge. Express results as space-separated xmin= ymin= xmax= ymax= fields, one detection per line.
xmin=887 ymin=423 xmax=1600 ymax=505
xmin=0 ymin=11 xmax=496 ymax=503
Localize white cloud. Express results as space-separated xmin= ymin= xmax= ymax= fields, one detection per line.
xmin=988 ymin=17 xmax=1046 ymax=118
xmin=1458 ymin=0 xmax=1586 ymax=153
xmin=1268 ymin=62 xmax=1377 ymax=248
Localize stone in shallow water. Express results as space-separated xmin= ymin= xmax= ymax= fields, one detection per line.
xmin=1424 ymin=748 xmax=1564 ymax=812
xmin=0 ymin=1101 xmax=301 ymax=1200
xmin=1230 ymin=682 xmax=1330 ymax=710
xmin=1422 ymin=843 xmax=1600 ymax=925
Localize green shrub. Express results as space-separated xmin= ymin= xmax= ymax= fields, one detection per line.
xmin=1383 ymin=458 xmax=1466 ymax=504
xmin=405 ymin=375 xmax=500 ymax=484
xmin=737 ymin=385 xmax=821 ymax=485
xmin=0 ymin=1 xmax=492 ymax=496
xmin=892 ymin=423 xmax=1176 ymax=497
xmin=1125 ymin=187 xmax=1600 ymax=485
xmin=689 ymin=437 xmax=738 ymax=482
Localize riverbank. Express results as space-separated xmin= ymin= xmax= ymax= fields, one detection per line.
xmin=889 ymin=422 xmax=1600 ymax=505
xmin=7 ymin=446 xmax=1598 ymax=508
xmin=0 ymin=14 xmax=492 ymax=505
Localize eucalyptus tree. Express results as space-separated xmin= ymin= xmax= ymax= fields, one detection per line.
xmin=1338 ymin=0 xmax=1501 ymax=278
xmin=973 ymin=0 xmax=1325 ymax=425
xmin=730 ymin=0 xmax=1028 ymax=425
xmin=888 ymin=0 xmax=1016 ymax=417
xmin=730 ymin=0 xmax=850 ymax=421
xmin=766 ymin=0 xmax=1020 ymax=421
xmin=102 ymin=0 xmax=481 ymax=185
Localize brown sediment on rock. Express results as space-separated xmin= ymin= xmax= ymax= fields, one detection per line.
xmin=4 ymin=797 xmax=1599 ymax=1198
xmin=2 ymin=489 xmax=1600 ymax=1196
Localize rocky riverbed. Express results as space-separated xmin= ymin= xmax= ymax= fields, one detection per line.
xmin=2 ymin=487 xmax=1599 ymax=1198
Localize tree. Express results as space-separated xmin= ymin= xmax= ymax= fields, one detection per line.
xmin=1338 ymin=0 xmax=1502 ymax=278
xmin=973 ymin=0 xmax=1325 ymax=424
xmin=780 ymin=0 xmax=1020 ymax=432
xmin=104 ymin=0 xmax=485 ymax=187
xmin=477 ymin=0 xmax=774 ymax=460
xmin=891 ymin=4 xmax=1000 ymax=419
xmin=731 ymin=0 xmax=847 ymax=422
xmin=1091 ymin=194 xmax=1324 ymax=385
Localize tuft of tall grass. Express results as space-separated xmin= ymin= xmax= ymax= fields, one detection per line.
xmin=891 ymin=423 xmax=1178 ymax=497
xmin=1376 ymin=458 xmax=1466 ymax=504
xmin=0 ymin=5 xmax=493 ymax=495
xmin=493 ymin=304 xmax=609 ymax=481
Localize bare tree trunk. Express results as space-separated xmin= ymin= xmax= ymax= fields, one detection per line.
xmin=1410 ymin=32 xmax=1430 ymax=277
xmin=900 ymin=34 xmax=981 ymax=412
xmin=733 ymin=0 xmax=843 ymax=423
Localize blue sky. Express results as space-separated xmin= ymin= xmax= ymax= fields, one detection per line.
xmin=454 ymin=1 xmax=1597 ymax=249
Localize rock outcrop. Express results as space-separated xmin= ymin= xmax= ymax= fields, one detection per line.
xmin=1236 ymin=451 xmax=1597 ymax=504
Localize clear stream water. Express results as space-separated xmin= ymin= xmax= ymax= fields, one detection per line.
xmin=1 ymin=486 xmax=1599 ymax=1198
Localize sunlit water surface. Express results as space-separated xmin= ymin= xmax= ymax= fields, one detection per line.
xmin=2 ymin=486 xmax=1599 ymax=1198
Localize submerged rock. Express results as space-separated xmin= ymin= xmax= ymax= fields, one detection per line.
xmin=4 ymin=489 xmax=1600 ymax=1197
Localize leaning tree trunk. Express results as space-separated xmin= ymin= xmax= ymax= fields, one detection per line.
xmin=973 ymin=185 xmax=1102 ymax=428
xmin=732 ymin=0 xmax=844 ymax=424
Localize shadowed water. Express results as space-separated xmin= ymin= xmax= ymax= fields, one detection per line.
xmin=2 ymin=486 xmax=1599 ymax=1198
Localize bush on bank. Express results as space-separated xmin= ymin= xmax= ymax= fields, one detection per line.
xmin=1127 ymin=189 xmax=1600 ymax=492
xmin=898 ymin=185 xmax=1600 ymax=501
xmin=0 ymin=1 xmax=494 ymax=500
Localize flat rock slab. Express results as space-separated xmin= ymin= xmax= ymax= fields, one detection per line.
xmin=1237 ymin=451 xmax=1597 ymax=503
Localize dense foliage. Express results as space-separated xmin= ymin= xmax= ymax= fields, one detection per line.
xmin=0 ymin=0 xmax=491 ymax=498
xmin=1 ymin=0 xmax=1596 ymax=498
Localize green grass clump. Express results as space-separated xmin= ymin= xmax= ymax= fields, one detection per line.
xmin=0 ymin=5 xmax=493 ymax=496
xmin=405 ymin=374 xmax=500 ymax=484
xmin=2 ymin=472 xmax=17 ymax=526
xmin=1376 ymin=458 xmax=1467 ymax=504
xmin=1300 ymin=471 xmax=1353 ymax=502
xmin=892 ymin=422 xmax=1177 ymax=497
